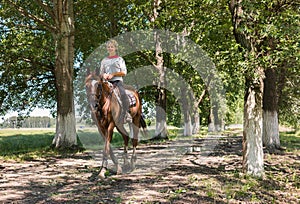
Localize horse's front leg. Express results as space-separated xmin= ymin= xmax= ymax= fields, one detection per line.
xmin=99 ymin=138 xmax=109 ymax=179
xmin=107 ymin=123 xmax=122 ymax=175
xmin=131 ymin=145 xmax=137 ymax=170
xmin=109 ymin=147 xmax=122 ymax=175
xmin=122 ymin=138 xmax=131 ymax=172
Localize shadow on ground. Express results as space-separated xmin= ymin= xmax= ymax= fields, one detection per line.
xmin=0 ymin=134 xmax=299 ymax=203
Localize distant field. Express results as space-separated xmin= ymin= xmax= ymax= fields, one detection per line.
xmin=0 ymin=128 xmax=55 ymax=137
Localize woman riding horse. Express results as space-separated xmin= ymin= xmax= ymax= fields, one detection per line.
xmin=85 ymin=72 xmax=147 ymax=179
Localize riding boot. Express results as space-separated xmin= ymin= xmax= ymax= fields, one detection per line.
xmin=124 ymin=110 xmax=132 ymax=123
xmin=119 ymin=109 xmax=132 ymax=124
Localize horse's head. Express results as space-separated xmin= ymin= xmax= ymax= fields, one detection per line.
xmin=85 ymin=73 xmax=101 ymax=109
xmin=85 ymin=73 xmax=114 ymax=110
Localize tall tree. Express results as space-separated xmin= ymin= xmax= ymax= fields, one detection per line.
xmin=51 ymin=0 xmax=76 ymax=148
xmin=1 ymin=0 xmax=77 ymax=148
xmin=261 ymin=2 xmax=300 ymax=151
xmin=230 ymin=0 xmax=264 ymax=177
xmin=151 ymin=0 xmax=168 ymax=138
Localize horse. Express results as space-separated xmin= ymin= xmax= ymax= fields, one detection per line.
xmin=85 ymin=72 xmax=147 ymax=179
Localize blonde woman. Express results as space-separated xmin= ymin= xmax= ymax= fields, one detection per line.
xmin=99 ymin=40 xmax=131 ymax=123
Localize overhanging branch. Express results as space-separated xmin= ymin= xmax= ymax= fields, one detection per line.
xmin=6 ymin=0 xmax=57 ymax=33
xmin=34 ymin=0 xmax=56 ymax=21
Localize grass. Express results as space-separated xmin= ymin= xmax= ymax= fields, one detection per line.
xmin=280 ymin=131 xmax=300 ymax=152
xmin=0 ymin=129 xmax=55 ymax=157
xmin=77 ymin=128 xmax=125 ymax=150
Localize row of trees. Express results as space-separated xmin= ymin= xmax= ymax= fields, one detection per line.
xmin=0 ymin=1 xmax=299 ymax=177
xmin=1 ymin=116 xmax=54 ymax=128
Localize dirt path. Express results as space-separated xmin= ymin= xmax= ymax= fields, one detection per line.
xmin=0 ymin=134 xmax=299 ymax=204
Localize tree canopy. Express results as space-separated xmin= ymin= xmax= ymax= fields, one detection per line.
xmin=1 ymin=0 xmax=299 ymax=130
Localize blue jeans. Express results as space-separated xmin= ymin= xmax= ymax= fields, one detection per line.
xmin=111 ymin=80 xmax=129 ymax=118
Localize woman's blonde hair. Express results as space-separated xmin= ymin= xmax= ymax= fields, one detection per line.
xmin=106 ymin=39 xmax=118 ymax=49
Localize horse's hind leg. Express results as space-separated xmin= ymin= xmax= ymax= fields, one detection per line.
xmin=107 ymin=125 xmax=122 ymax=175
xmin=130 ymin=119 xmax=139 ymax=170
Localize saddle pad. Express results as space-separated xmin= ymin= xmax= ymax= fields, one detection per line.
xmin=113 ymin=87 xmax=136 ymax=107
xmin=125 ymin=90 xmax=136 ymax=107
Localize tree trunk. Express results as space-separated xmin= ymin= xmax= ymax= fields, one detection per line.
xmin=263 ymin=68 xmax=280 ymax=150
xmin=154 ymin=41 xmax=167 ymax=138
xmin=208 ymin=99 xmax=223 ymax=132
xmin=183 ymin=112 xmax=192 ymax=136
xmin=230 ymin=0 xmax=264 ymax=177
xmin=243 ymin=74 xmax=264 ymax=177
xmin=208 ymin=107 xmax=215 ymax=132
xmin=152 ymin=0 xmax=167 ymax=139
xmin=52 ymin=0 xmax=77 ymax=148
xmin=181 ymin=85 xmax=192 ymax=136
xmin=192 ymin=89 xmax=206 ymax=134
xmin=154 ymin=44 xmax=168 ymax=138
xmin=155 ymin=81 xmax=168 ymax=138
xmin=192 ymin=106 xmax=200 ymax=134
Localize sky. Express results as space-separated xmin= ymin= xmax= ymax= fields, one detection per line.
xmin=1 ymin=108 xmax=52 ymax=123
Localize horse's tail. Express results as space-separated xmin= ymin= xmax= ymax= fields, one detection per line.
xmin=140 ymin=114 xmax=149 ymax=138
xmin=136 ymin=90 xmax=149 ymax=137
xmin=140 ymin=114 xmax=147 ymax=129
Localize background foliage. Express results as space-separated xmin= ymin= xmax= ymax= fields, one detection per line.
xmin=0 ymin=0 xmax=299 ymax=128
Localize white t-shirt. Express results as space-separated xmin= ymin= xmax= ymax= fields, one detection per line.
xmin=100 ymin=55 xmax=127 ymax=82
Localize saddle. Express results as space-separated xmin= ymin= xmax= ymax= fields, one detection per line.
xmin=109 ymin=83 xmax=137 ymax=108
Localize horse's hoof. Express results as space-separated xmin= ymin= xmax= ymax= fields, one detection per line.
xmin=99 ymin=172 xmax=106 ymax=179
xmin=98 ymin=167 xmax=107 ymax=179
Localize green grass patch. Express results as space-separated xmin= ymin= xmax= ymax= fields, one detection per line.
xmin=280 ymin=131 xmax=300 ymax=152
xmin=0 ymin=129 xmax=55 ymax=157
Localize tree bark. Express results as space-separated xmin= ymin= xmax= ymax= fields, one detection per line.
xmin=243 ymin=73 xmax=264 ymax=177
xmin=263 ymin=68 xmax=280 ymax=151
xmin=155 ymin=70 xmax=168 ymax=138
xmin=51 ymin=0 xmax=77 ymax=148
xmin=192 ymin=103 xmax=200 ymax=134
xmin=207 ymin=96 xmax=223 ymax=132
